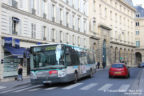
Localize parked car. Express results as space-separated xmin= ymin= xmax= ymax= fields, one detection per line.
xmin=109 ymin=63 xmax=130 ymax=78
xmin=138 ymin=62 xmax=144 ymax=68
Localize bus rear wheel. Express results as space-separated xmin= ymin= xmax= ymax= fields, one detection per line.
xmin=89 ymin=69 xmax=93 ymax=78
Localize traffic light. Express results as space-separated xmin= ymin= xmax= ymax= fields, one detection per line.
xmin=1 ymin=59 xmax=4 ymax=64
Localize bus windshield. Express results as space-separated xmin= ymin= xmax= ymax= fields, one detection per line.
xmin=30 ymin=45 xmax=65 ymax=69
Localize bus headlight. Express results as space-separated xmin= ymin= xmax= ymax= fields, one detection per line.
xmin=58 ymin=69 xmax=67 ymax=77
xmin=30 ymin=71 xmax=37 ymax=79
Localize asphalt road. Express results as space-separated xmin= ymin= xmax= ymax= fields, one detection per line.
xmin=0 ymin=68 xmax=142 ymax=96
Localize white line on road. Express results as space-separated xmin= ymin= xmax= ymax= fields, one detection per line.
xmin=118 ymin=84 xmax=130 ymax=92
xmin=29 ymin=88 xmax=41 ymax=92
xmin=63 ymin=83 xmax=83 ymax=90
xmin=80 ymin=83 xmax=97 ymax=90
xmin=0 ymin=85 xmax=32 ymax=94
xmin=14 ymin=85 xmax=42 ymax=93
xmin=0 ymin=86 xmax=6 ymax=90
xmin=98 ymin=84 xmax=112 ymax=91
xmin=45 ymin=87 xmax=57 ymax=90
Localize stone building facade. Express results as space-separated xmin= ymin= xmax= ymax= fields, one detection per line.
xmin=89 ymin=0 xmax=136 ymax=67
xmin=0 ymin=0 xmax=89 ymax=81
xmin=135 ymin=6 xmax=144 ymax=65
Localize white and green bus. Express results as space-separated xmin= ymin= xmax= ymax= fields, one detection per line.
xmin=30 ymin=44 xmax=97 ymax=84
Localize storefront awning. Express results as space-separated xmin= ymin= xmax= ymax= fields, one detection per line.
xmin=4 ymin=46 xmax=29 ymax=58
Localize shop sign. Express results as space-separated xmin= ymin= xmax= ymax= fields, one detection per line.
xmin=14 ymin=39 xmax=20 ymax=48
xmin=4 ymin=37 xmax=12 ymax=46
xmin=37 ymin=42 xmax=41 ymax=45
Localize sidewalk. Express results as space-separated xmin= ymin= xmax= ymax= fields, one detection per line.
xmin=0 ymin=77 xmax=30 ymax=90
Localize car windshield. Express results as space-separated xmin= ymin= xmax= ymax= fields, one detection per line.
xmin=112 ymin=64 xmax=124 ymax=68
xmin=30 ymin=45 xmax=65 ymax=69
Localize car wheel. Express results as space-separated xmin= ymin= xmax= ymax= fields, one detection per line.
xmin=128 ymin=73 xmax=130 ymax=78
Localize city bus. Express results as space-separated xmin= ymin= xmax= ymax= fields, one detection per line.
xmin=30 ymin=44 xmax=97 ymax=84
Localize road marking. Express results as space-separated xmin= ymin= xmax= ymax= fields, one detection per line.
xmin=118 ymin=84 xmax=130 ymax=92
xmin=14 ymin=85 xmax=42 ymax=93
xmin=98 ymin=84 xmax=112 ymax=91
xmin=29 ymin=88 xmax=41 ymax=92
xmin=63 ymin=83 xmax=83 ymax=90
xmin=80 ymin=83 xmax=97 ymax=90
xmin=45 ymin=87 xmax=57 ymax=90
xmin=0 ymin=86 xmax=6 ymax=90
xmin=0 ymin=85 xmax=32 ymax=94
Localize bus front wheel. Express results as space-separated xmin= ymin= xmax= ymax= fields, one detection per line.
xmin=73 ymin=73 xmax=78 ymax=83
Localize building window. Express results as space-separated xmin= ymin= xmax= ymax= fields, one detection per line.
xmin=72 ymin=35 xmax=74 ymax=45
xmin=136 ymin=22 xmax=139 ymax=26
xmin=110 ymin=11 xmax=112 ymax=20
xmin=12 ymin=17 xmax=20 ymax=35
xmin=51 ymin=29 xmax=55 ymax=41
xmin=78 ymin=17 xmax=80 ymax=31
xmin=104 ymin=8 xmax=107 ymax=18
xmin=136 ymin=41 xmax=140 ymax=47
xmin=42 ymin=26 xmax=46 ymax=40
xmin=72 ymin=14 xmax=75 ymax=29
xmin=60 ymin=8 xmax=63 ymax=24
xmin=136 ymin=14 xmax=140 ymax=17
xmin=83 ymin=19 xmax=86 ymax=33
xmin=60 ymin=31 xmax=62 ymax=42
xmin=66 ymin=12 xmax=69 ymax=27
xmin=136 ymin=31 xmax=139 ymax=35
xmin=99 ymin=4 xmax=102 ymax=16
xmin=31 ymin=23 xmax=36 ymax=39
xmin=52 ymin=4 xmax=55 ymax=22
xmin=66 ymin=33 xmax=69 ymax=43
xmin=42 ymin=0 xmax=46 ymax=15
xmin=30 ymin=0 xmax=35 ymax=9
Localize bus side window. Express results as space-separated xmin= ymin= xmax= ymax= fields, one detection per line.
xmin=71 ymin=47 xmax=80 ymax=65
xmin=65 ymin=47 xmax=72 ymax=66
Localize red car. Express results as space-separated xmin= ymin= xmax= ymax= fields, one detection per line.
xmin=109 ymin=63 xmax=130 ymax=78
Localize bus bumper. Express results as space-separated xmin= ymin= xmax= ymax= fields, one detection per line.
xmin=31 ymin=74 xmax=74 ymax=84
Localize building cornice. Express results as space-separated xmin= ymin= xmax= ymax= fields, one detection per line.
xmin=118 ymin=0 xmax=136 ymax=12
xmin=2 ymin=3 xmax=89 ymax=37
xmin=110 ymin=41 xmax=136 ymax=48
xmin=59 ymin=0 xmax=88 ymax=18
xmin=101 ymin=0 xmax=135 ymax=20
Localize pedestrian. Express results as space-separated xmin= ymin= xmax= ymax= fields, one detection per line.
xmin=97 ymin=62 xmax=100 ymax=69
xmin=17 ymin=64 xmax=23 ymax=81
xmin=102 ymin=62 xmax=105 ymax=69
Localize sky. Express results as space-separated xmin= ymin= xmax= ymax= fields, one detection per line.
xmin=132 ymin=0 xmax=144 ymax=6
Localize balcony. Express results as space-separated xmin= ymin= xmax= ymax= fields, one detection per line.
xmin=12 ymin=31 xmax=18 ymax=35
xmin=12 ymin=0 xmax=18 ymax=8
